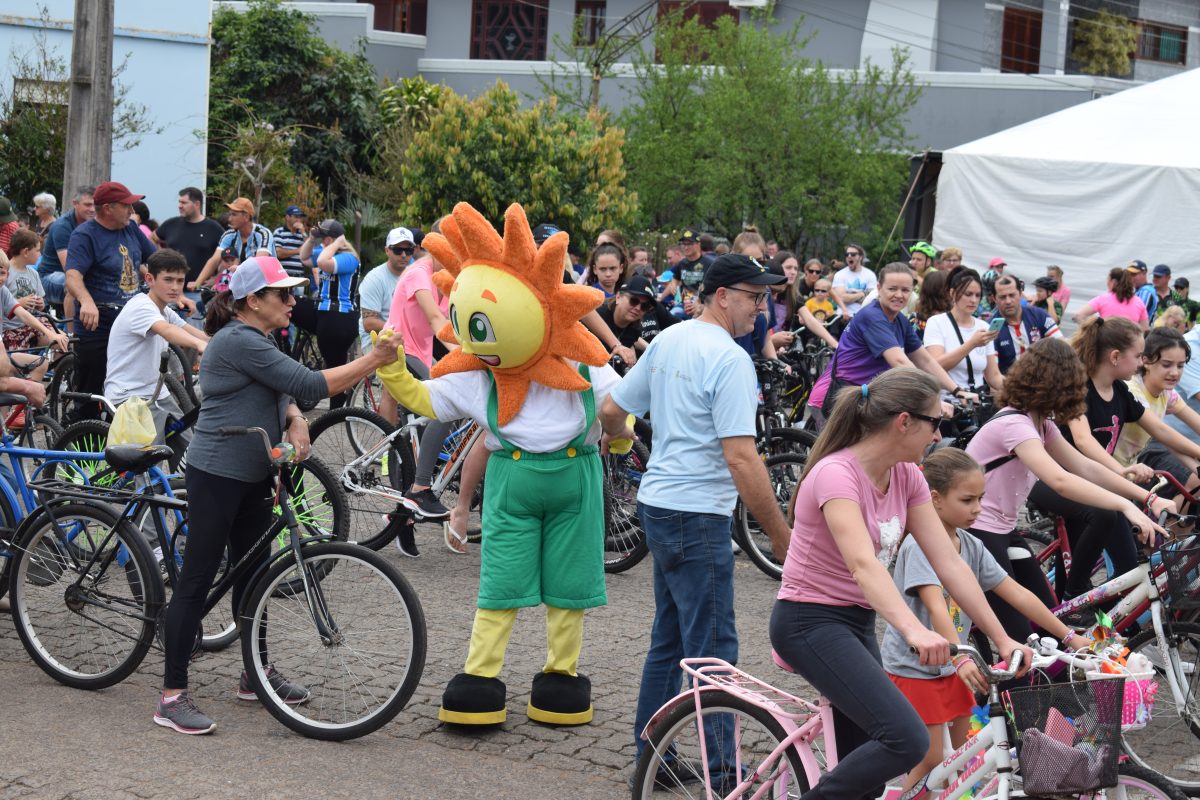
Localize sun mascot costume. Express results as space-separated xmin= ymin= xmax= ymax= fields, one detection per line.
xmin=377 ymin=201 xmax=622 ymax=726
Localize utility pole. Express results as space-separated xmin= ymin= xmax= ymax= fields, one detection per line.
xmin=62 ymin=0 xmax=114 ymax=194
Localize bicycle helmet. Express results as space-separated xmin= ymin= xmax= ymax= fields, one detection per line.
xmin=910 ymin=241 xmax=937 ymax=259
xmin=1034 ymin=276 xmax=1059 ymax=293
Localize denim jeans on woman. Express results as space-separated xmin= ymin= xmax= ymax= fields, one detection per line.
xmin=632 ymin=503 xmax=738 ymax=768
xmin=770 ymin=600 xmax=928 ymax=800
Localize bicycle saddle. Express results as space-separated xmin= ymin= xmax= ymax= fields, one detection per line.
xmin=104 ymin=444 xmax=174 ymax=473
xmin=0 ymin=392 xmax=29 ymax=406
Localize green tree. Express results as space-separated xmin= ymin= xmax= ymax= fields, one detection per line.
xmin=1072 ymin=8 xmax=1137 ymax=77
xmin=208 ymin=0 xmax=378 ymax=210
xmin=0 ymin=7 xmax=158 ymax=209
xmin=620 ymin=12 xmax=920 ymax=256
xmin=396 ymin=81 xmax=638 ymax=244
xmin=353 ymin=76 xmax=446 ymax=216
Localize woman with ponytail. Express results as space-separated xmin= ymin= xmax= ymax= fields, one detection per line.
xmin=771 ymin=368 xmax=1030 ymax=800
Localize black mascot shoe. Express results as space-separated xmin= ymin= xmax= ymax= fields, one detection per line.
xmin=438 ymin=672 xmax=507 ymax=725
xmin=527 ymin=671 xmax=593 ymax=725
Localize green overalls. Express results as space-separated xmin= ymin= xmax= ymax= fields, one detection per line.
xmin=476 ymin=364 xmax=607 ymax=610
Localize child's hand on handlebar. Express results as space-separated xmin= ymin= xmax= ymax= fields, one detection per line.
xmin=997 ymin=638 xmax=1034 ymax=678
xmin=1123 ymin=504 xmax=1165 ymax=546
xmin=954 ymin=658 xmax=988 ymax=694
xmin=1123 ymin=462 xmax=1155 ymax=484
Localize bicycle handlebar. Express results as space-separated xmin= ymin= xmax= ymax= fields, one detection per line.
xmin=217 ymin=425 xmax=295 ymax=464
xmin=907 ymin=642 xmax=1024 ymax=683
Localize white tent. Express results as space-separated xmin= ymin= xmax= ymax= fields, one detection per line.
xmin=932 ymin=67 xmax=1200 ymax=306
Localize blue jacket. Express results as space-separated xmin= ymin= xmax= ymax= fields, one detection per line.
xmin=994 ymin=305 xmax=1059 ymax=373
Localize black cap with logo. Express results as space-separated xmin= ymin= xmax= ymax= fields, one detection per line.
xmin=702 ymin=254 xmax=785 ymax=295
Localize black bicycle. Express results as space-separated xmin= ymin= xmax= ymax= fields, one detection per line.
xmin=6 ymin=427 xmax=426 ymax=741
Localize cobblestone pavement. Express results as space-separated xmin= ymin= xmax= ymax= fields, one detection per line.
xmin=0 ymin=499 xmax=790 ymax=799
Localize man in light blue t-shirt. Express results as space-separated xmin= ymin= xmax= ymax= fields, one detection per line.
xmin=1166 ymin=325 xmax=1200 ymax=445
xmin=600 ymin=253 xmax=792 ymax=768
xmin=359 ymin=226 xmax=416 ymax=424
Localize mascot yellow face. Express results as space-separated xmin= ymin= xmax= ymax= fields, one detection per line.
xmin=423 ymin=202 xmax=610 ymax=426
xmin=448 ymin=266 xmax=545 ymax=369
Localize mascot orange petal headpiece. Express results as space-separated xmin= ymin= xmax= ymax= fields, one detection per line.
xmin=423 ymin=202 xmax=608 ymax=426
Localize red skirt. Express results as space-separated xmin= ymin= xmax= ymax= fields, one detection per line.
xmin=888 ymin=672 xmax=974 ymax=725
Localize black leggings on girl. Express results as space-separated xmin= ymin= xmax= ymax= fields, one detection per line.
xmin=770 ymin=600 xmax=927 ymax=800
xmin=965 ymin=528 xmax=1056 ymax=640
xmin=1028 ymin=480 xmax=1137 ymax=598
xmin=162 ymin=466 xmax=273 ymax=688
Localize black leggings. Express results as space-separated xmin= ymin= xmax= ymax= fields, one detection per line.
xmin=162 ymin=466 xmax=273 ymax=688
xmin=317 ymin=311 xmax=358 ymax=409
xmin=1028 ymin=480 xmax=1137 ymax=598
xmin=965 ymin=528 xmax=1056 ymax=641
xmin=770 ymin=600 xmax=927 ymax=800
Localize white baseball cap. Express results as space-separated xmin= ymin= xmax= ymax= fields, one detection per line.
xmin=385 ymin=227 xmax=415 ymax=248
xmin=229 ymin=256 xmax=308 ymax=299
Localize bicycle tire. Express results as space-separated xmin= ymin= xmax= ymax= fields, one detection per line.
xmin=166 ymin=343 xmax=199 ymax=407
xmin=268 ymin=455 xmax=350 ymax=595
xmin=294 ymin=334 xmax=324 ymax=412
xmin=736 ymin=449 xmax=811 ymax=581
xmin=8 ymin=502 xmax=162 ymax=690
xmin=308 ymin=407 xmax=413 ymax=550
xmin=1120 ymin=621 xmax=1200 ymax=792
xmin=45 ymin=351 xmax=77 ymax=424
xmin=240 ymin=541 xmax=426 ymax=741
xmin=759 ymin=426 xmax=817 ymax=459
xmin=349 ymin=373 xmax=384 ymax=416
xmin=0 ymin=487 xmax=20 ymax=602
xmin=632 ymin=690 xmax=808 ymax=799
xmin=602 ymin=441 xmax=650 ymax=574
xmin=45 ymin=419 xmax=116 ymax=487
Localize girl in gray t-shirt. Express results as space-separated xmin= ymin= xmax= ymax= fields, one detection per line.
xmin=881 ymin=448 xmax=1090 ymax=794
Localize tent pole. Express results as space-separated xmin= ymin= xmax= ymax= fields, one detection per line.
xmin=881 ymin=149 xmax=930 ymax=261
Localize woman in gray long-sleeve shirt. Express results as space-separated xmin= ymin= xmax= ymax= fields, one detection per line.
xmin=154 ymin=256 xmax=399 ymax=736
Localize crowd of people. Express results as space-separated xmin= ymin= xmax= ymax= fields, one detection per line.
xmin=1 ymin=185 xmax=1197 ymax=796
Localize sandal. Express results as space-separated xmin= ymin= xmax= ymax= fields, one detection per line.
xmin=444 ymin=521 xmax=469 ymax=555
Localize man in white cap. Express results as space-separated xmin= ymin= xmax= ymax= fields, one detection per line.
xmin=359 ymin=226 xmax=416 ymax=424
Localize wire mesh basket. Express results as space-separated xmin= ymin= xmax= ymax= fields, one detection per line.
xmin=1160 ymin=537 xmax=1200 ymax=610
xmin=1006 ymin=678 xmax=1123 ymax=796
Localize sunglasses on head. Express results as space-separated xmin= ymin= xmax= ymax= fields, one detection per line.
xmin=390 ymin=245 xmax=415 ymax=255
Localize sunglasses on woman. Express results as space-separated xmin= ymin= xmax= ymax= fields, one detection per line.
xmin=624 ymin=295 xmax=655 ymax=311
xmin=257 ymin=287 xmax=294 ymax=303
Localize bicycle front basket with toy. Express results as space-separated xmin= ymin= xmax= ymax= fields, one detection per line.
xmin=1005 ymin=678 xmax=1123 ymax=796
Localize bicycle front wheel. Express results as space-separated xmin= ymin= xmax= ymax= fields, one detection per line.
xmin=240 ymin=541 xmax=427 ymax=741
xmin=633 ymin=691 xmax=807 ymax=799
xmin=603 ymin=441 xmax=650 ymax=574
xmin=9 ymin=503 xmax=162 ymax=689
xmin=1055 ymin=764 xmax=1190 ymax=800
xmin=1121 ymin=621 xmax=1200 ymax=792
xmin=735 ymin=451 xmax=808 ymax=581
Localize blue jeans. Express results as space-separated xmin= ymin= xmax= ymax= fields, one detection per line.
xmin=633 ymin=503 xmax=737 ymax=763
xmin=41 ymin=270 xmax=66 ymax=306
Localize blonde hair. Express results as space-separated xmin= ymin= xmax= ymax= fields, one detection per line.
xmin=1154 ymin=305 xmax=1187 ymax=331
xmin=940 ymin=246 xmax=963 ymax=262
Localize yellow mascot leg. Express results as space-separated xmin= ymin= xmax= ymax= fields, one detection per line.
xmin=527 ymin=606 xmax=593 ymax=725
xmin=439 ymin=608 xmax=517 ymax=725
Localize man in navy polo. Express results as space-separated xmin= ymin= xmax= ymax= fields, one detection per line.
xmin=991 ymin=274 xmax=1060 ymax=373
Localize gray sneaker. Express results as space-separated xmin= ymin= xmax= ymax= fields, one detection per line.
xmin=154 ymin=692 xmax=216 ymax=735
xmin=238 ymin=665 xmax=311 ymax=705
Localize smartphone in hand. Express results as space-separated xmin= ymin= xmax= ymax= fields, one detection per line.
xmin=987 ymin=316 xmax=1005 ymax=333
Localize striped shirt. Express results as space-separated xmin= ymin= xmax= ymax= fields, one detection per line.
xmin=219 ymin=223 xmax=275 ymax=263
xmin=312 ymin=244 xmax=360 ymax=314
xmin=272 ymin=225 xmax=306 ymax=277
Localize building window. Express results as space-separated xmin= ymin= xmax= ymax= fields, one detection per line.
xmin=1001 ymin=6 xmax=1043 ymax=73
xmin=367 ymin=0 xmax=427 ymax=34
xmin=575 ymin=1 xmax=607 ymax=46
xmin=657 ymin=1 xmax=739 ymax=29
xmin=1136 ymin=21 xmax=1187 ymax=64
xmin=470 ymin=0 xmax=550 ymax=60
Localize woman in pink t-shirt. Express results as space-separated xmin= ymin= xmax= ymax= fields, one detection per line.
xmin=963 ymin=337 xmax=1167 ymax=638
xmin=770 ymin=368 xmax=1028 ymax=800
xmin=1073 ymin=266 xmax=1148 ymax=331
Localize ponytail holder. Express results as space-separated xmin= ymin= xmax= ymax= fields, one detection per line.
xmin=861 ymin=384 xmax=869 ymax=399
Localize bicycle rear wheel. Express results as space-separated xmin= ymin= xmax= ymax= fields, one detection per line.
xmin=268 ymin=456 xmax=350 ymax=594
xmin=603 ymin=441 xmax=650 ymax=574
xmin=736 ymin=451 xmax=809 ymax=580
xmin=45 ymin=351 xmax=77 ymax=424
xmin=8 ymin=502 xmax=162 ymax=690
xmin=308 ymin=407 xmax=412 ymax=550
xmin=240 ymin=541 xmax=426 ymax=741
xmin=46 ymin=420 xmax=115 ymax=487
xmin=632 ymin=691 xmax=807 ymax=799
xmin=1120 ymin=621 xmax=1200 ymax=792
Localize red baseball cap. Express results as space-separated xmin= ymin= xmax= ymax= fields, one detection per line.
xmin=92 ymin=181 xmax=144 ymax=206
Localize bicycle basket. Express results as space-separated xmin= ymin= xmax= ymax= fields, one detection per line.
xmin=1006 ymin=678 xmax=1122 ymax=796
xmin=1160 ymin=538 xmax=1200 ymax=610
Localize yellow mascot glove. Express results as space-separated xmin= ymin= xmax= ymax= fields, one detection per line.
xmin=372 ymin=330 xmax=437 ymax=419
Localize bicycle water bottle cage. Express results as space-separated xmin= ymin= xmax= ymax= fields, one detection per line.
xmin=103 ymin=444 xmax=175 ymax=474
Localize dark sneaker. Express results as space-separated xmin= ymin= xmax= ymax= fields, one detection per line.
xmin=402 ymin=487 xmax=450 ymax=520
xmin=154 ymin=692 xmax=216 ymax=735
xmin=394 ymin=521 xmax=420 ymax=558
xmin=628 ymin=759 xmax=706 ymax=790
xmin=238 ymin=665 xmax=311 ymax=705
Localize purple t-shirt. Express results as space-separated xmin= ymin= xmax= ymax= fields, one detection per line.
xmin=831 ymin=300 xmax=923 ymax=384
xmin=965 ymin=409 xmax=1062 ymax=534
xmin=778 ymin=449 xmax=931 ymax=608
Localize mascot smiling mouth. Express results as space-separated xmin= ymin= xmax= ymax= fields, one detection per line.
xmin=477 ymin=354 xmax=501 ymax=366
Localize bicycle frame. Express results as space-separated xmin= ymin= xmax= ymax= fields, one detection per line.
xmin=341 ymin=415 xmax=481 ymax=503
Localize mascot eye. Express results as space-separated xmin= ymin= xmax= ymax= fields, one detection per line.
xmin=449 ymin=305 xmax=459 ymax=336
xmin=468 ymin=312 xmax=496 ymax=343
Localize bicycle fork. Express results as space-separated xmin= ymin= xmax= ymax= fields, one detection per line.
xmin=276 ymin=497 xmax=340 ymax=646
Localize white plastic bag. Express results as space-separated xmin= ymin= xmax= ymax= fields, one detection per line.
xmin=109 ymin=397 xmax=156 ymax=446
